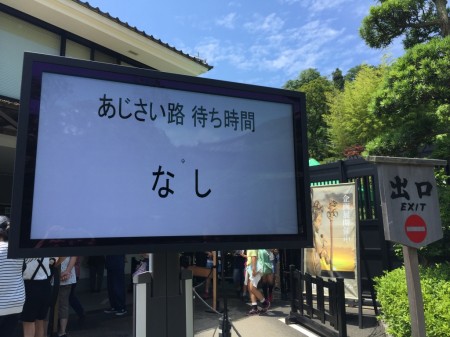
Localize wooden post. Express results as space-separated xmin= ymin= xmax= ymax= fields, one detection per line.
xmin=403 ymin=245 xmax=426 ymax=337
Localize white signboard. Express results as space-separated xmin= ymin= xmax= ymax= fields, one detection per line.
xmin=30 ymin=72 xmax=299 ymax=239
xmin=369 ymin=156 xmax=445 ymax=248
xmin=11 ymin=53 xmax=311 ymax=257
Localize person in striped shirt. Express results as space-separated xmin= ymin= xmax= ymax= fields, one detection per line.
xmin=0 ymin=215 xmax=25 ymax=337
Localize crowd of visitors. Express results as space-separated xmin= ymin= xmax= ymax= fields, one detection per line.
xmin=1 ymin=215 xmax=281 ymax=336
xmin=0 ymin=214 xmax=128 ymax=337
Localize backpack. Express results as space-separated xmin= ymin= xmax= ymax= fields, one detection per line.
xmin=257 ymin=249 xmax=273 ymax=275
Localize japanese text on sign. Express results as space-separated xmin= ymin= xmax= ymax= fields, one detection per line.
xmin=390 ymin=175 xmax=433 ymax=212
xmin=98 ymin=95 xmax=256 ymax=132
xmin=152 ymin=166 xmax=211 ymax=198
xmin=342 ymin=194 xmax=351 ymax=242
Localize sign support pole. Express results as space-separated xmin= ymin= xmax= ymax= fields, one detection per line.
xmin=402 ymin=245 xmax=426 ymax=337
xmin=213 ymin=251 xmax=217 ymax=311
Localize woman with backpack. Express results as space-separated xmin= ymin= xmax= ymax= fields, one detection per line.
xmin=22 ymin=256 xmax=57 ymax=337
xmin=261 ymin=249 xmax=277 ymax=303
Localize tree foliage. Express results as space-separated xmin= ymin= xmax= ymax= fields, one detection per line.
xmin=283 ymin=69 xmax=334 ymax=161
xmin=367 ymin=36 xmax=450 ymax=158
xmin=344 ymin=65 xmax=365 ymax=82
xmin=420 ymin=172 xmax=450 ymax=264
xmin=332 ymin=68 xmax=345 ymax=90
xmin=326 ymin=65 xmax=387 ymax=156
xmin=283 ymin=68 xmax=322 ymax=91
xmin=360 ymin=0 xmax=450 ymax=49
xmin=298 ymin=77 xmax=334 ymax=161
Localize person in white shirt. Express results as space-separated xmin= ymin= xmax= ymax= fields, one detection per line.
xmin=0 ymin=215 xmax=25 ymax=336
xmin=55 ymin=256 xmax=77 ymax=337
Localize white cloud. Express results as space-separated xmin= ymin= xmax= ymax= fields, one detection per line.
xmin=300 ymin=0 xmax=352 ymax=13
xmin=277 ymin=0 xmax=301 ymax=4
xmin=228 ymin=2 xmax=242 ymax=8
xmin=295 ymin=20 xmax=345 ymax=42
xmin=279 ymin=0 xmax=352 ymax=12
xmin=193 ymin=3 xmax=384 ymax=87
xmin=354 ymin=4 xmax=372 ymax=17
xmin=194 ymin=38 xmax=222 ymax=64
xmin=256 ymin=20 xmax=345 ymax=77
xmin=243 ymin=13 xmax=285 ymax=33
xmin=216 ymin=13 xmax=237 ymax=29
xmin=195 ymin=38 xmax=249 ymax=68
xmin=197 ymin=15 xmax=348 ymax=83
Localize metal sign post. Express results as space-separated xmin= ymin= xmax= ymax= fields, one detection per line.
xmin=133 ymin=253 xmax=193 ymax=337
xmin=368 ymin=156 xmax=446 ymax=337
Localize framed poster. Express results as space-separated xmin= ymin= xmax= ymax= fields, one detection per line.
xmin=305 ymin=183 xmax=358 ymax=299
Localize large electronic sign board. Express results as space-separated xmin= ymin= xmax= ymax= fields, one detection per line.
xmin=9 ymin=52 xmax=311 ymax=257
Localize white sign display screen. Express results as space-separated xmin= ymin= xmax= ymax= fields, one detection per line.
xmin=10 ymin=53 xmax=311 ymax=257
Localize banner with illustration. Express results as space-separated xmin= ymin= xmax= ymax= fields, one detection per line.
xmin=304 ymin=183 xmax=358 ymax=299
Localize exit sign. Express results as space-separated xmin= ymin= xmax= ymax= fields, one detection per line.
xmin=368 ymin=156 xmax=445 ymax=249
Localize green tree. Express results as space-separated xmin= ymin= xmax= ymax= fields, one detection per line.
xmin=299 ymin=77 xmax=334 ymax=161
xmin=332 ymin=68 xmax=345 ymax=90
xmin=344 ymin=64 xmax=367 ymax=82
xmin=327 ymin=65 xmax=387 ymax=156
xmin=360 ymin=0 xmax=450 ymax=49
xmin=283 ymin=69 xmax=334 ymax=161
xmin=366 ymin=36 xmax=450 ymax=159
xmin=283 ymin=68 xmax=321 ymax=91
xmin=421 ymin=172 xmax=450 ymax=264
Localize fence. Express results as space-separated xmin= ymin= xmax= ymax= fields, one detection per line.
xmin=285 ymin=265 xmax=347 ymax=337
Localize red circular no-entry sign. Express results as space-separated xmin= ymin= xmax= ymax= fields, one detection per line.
xmin=404 ymin=214 xmax=427 ymax=243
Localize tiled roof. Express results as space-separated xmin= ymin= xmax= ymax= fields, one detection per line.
xmin=0 ymin=98 xmax=19 ymax=132
xmin=73 ymin=0 xmax=213 ymax=70
xmin=0 ymin=98 xmax=19 ymax=108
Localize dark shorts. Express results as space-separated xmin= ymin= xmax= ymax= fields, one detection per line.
xmin=21 ymin=279 xmax=52 ymax=322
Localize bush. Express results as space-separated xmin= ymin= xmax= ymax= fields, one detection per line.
xmin=374 ymin=263 xmax=450 ymax=337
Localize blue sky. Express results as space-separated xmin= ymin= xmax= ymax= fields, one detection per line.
xmin=87 ymin=0 xmax=404 ymax=88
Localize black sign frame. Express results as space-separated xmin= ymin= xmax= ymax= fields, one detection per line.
xmin=9 ymin=52 xmax=312 ymax=257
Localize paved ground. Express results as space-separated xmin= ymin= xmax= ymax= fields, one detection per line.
xmin=13 ymin=281 xmax=386 ymax=337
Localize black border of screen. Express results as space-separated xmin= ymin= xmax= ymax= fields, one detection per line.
xmin=9 ymin=52 xmax=312 ymax=258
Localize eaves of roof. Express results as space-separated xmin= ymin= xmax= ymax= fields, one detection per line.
xmin=74 ymin=0 xmax=212 ymax=72
xmin=1 ymin=0 xmax=213 ymax=76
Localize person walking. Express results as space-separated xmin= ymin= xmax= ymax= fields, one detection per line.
xmin=87 ymin=256 xmax=105 ymax=292
xmin=262 ymin=249 xmax=277 ymax=302
xmin=104 ymin=255 xmax=127 ymax=316
xmin=55 ymin=256 xmax=77 ymax=337
xmin=0 ymin=215 xmax=25 ymax=337
xmin=232 ymin=250 xmax=246 ymax=298
xmin=245 ymin=249 xmax=270 ymax=315
xmin=69 ymin=257 xmax=85 ymax=324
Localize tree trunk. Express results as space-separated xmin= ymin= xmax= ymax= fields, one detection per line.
xmin=434 ymin=0 xmax=450 ymax=37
